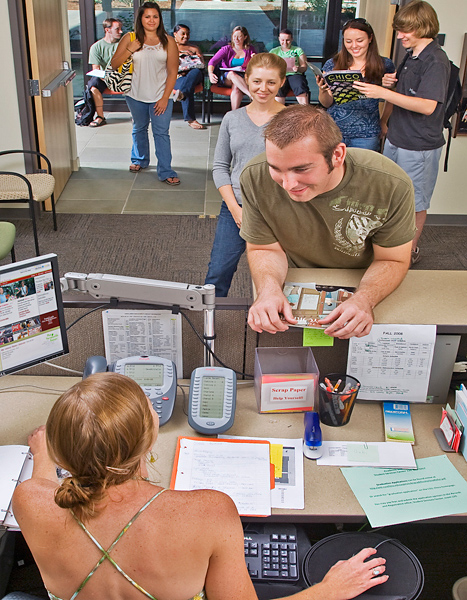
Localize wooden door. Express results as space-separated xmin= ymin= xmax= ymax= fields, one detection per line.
xmin=25 ymin=0 xmax=75 ymax=201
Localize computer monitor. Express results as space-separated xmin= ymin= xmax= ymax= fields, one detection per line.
xmin=0 ymin=253 xmax=69 ymax=376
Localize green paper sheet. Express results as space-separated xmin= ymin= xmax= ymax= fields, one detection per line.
xmin=303 ymin=328 xmax=334 ymax=347
xmin=341 ymin=455 xmax=467 ymax=527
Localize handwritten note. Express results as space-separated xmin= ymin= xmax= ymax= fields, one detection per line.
xmin=172 ymin=438 xmax=271 ymax=516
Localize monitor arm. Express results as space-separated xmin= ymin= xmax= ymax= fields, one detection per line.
xmin=60 ymin=272 xmax=216 ymax=366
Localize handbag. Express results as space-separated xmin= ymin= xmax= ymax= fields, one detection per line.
xmin=104 ymin=32 xmax=136 ymax=93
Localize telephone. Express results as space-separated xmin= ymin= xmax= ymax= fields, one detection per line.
xmin=83 ymin=355 xmax=177 ymax=426
xmin=188 ymin=366 xmax=236 ymax=435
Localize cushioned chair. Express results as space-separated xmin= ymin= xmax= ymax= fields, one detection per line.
xmin=0 ymin=222 xmax=16 ymax=262
xmin=0 ymin=150 xmax=57 ymax=257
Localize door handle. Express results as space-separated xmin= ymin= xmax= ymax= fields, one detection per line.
xmin=42 ymin=62 xmax=76 ymax=97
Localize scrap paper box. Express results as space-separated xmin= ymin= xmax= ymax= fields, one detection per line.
xmin=254 ymin=347 xmax=319 ymax=413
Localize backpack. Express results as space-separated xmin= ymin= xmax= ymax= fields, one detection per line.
xmin=443 ymin=60 xmax=462 ymax=172
xmin=74 ymin=86 xmax=96 ymax=127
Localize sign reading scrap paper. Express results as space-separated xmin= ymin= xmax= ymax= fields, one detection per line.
xmin=342 ymin=455 xmax=467 ymax=527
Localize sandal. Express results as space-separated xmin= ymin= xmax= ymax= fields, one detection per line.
xmin=188 ymin=120 xmax=206 ymax=130
xmin=164 ymin=177 xmax=180 ymax=186
xmin=90 ymin=116 xmax=106 ymax=128
xmin=129 ymin=164 xmax=144 ymax=172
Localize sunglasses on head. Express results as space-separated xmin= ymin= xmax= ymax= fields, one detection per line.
xmin=343 ymin=17 xmax=369 ymax=28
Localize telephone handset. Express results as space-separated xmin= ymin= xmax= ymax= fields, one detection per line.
xmin=83 ymin=355 xmax=177 ymax=425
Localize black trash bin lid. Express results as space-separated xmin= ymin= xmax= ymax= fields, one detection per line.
xmin=303 ymin=532 xmax=424 ymax=600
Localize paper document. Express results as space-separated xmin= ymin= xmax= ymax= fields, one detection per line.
xmin=171 ymin=437 xmax=272 ymax=516
xmin=348 ymin=324 xmax=436 ymax=402
xmin=317 ymin=441 xmax=416 ymax=469
xmin=342 ymin=455 xmax=467 ymax=527
xmin=86 ymin=69 xmax=105 ymax=78
xmin=102 ymin=309 xmax=183 ymax=374
xmin=221 ymin=435 xmax=304 ymax=509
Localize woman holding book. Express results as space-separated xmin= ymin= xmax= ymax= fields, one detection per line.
xmin=208 ymin=26 xmax=256 ymax=111
xmin=316 ymin=18 xmax=395 ymax=151
xmin=13 ymin=371 xmax=388 ymax=600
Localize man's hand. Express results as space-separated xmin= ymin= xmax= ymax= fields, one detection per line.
xmin=248 ymin=289 xmax=297 ymax=334
xmin=382 ymin=72 xmax=397 ymax=88
xmin=319 ymin=293 xmax=374 ymax=339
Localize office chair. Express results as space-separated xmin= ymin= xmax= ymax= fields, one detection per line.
xmin=0 ymin=150 xmax=57 ymax=257
xmin=0 ymin=222 xmax=16 ymax=262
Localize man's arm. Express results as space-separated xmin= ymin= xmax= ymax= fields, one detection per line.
xmin=353 ymin=82 xmax=437 ymax=115
xmin=247 ymin=242 xmax=297 ymax=334
xmin=319 ymin=241 xmax=412 ymax=339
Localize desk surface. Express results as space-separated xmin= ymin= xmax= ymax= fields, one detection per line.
xmin=287 ymin=269 xmax=467 ymax=333
xmin=2 ymin=375 xmax=467 ymax=523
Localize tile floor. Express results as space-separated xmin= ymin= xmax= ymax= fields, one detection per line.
xmin=58 ymin=110 xmax=223 ymax=216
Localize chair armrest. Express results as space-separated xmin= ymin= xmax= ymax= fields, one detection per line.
xmin=0 ymin=149 xmax=52 ymax=175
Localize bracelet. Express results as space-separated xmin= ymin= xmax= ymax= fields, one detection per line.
xmin=128 ymin=49 xmax=134 ymax=54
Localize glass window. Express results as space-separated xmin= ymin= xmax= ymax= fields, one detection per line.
xmin=68 ymin=1 xmax=81 ymax=52
xmin=94 ymin=0 xmax=134 ymax=37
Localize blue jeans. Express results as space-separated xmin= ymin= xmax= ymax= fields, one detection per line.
xmin=125 ymin=95 xmax=177 ymax=180
xmin=205 ymin=201 xmax=246 ymax=297
xmin=174 ymin=69 xmax=203 ymax=122
xmin=342 ymin=136 xmax=381 ymax=152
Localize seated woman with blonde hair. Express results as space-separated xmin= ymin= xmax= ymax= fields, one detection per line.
xmin=13 ymin=372 xmax=388 ymax=600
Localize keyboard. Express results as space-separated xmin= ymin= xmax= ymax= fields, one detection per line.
xmin=244 ymin=529 xmax=299 ymax=582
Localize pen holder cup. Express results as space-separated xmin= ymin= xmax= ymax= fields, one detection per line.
xmin=318 ymin=373 xmax=360 ymax=427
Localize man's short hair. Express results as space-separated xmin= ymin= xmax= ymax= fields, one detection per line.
xmin=102 ymin=17 xmax=123 ymax=32
xmin=264 ymin=105 xmax=343 ymax=170
xmin=393 ymin=0 xmax=439 ymax=39
xmin=279 ymin=28 xmax=293 ymax=37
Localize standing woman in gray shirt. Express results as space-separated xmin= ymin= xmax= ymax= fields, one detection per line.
xmin=205 ymin=53 xmax=287 ymax=296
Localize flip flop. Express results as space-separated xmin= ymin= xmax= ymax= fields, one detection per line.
xmin=164 ymin=177 xmax=180 ymax=186
xmin=129 ymin=164 xmax=144 ymax=172
xmin=90 ymin=116 xmax=106 ymax=128
xmin=188 ymin=120 xmax=206 ymax=130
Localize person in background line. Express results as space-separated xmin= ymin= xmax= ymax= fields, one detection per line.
xmin=13 ymin=371 xmax=389 ymax=600
xmin=270 ymin=29 xmax=310 ymax=105
xmin=208 ymin=26 xmax=256 ymax=111
xmin=239 ymin=105 xmax=415 ymax=339
xmin=111 ymin=2 xmax=180 ymax=185
xmin=173 ymin=24 xmax=206 ymax=130
xmin=87 ymin=17 xmax=123 ymax=127
xmin=205 ymin=53 xmax=286 ymax=297
xmin=316 ymin=18 xmax=395 ymax=152
xmin=353 ymin=0 xmax=449 ymax=265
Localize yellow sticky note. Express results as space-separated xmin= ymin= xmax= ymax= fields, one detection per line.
xmin=303 ymin=328 xmax=334 ymax=347
xmin=270 ymin=444 xmax=283 ymax=478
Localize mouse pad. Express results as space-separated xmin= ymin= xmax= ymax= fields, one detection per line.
xmin=303 ymin=532 xmax=424 ymax=600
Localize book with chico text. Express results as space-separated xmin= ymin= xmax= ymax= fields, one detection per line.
xmin=324 ymin=70 xmax=364 ymax=104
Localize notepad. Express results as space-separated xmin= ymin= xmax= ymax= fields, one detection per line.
xmin=170 ymin=437 xmax=273 ymax=516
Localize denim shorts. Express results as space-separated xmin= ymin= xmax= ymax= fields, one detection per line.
xmin=383 ymin=139 xmax=443 ymax=212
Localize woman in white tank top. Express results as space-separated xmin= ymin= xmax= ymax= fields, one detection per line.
xmin=111 ymin=2 xmax=180 ymax=185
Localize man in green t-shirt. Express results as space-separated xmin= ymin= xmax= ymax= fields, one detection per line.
xmin=270 ymin=29 xmax=309 ymax=105
xmin=239 ymin=105 xmax=415 ymax=339
xmin=87 ymin=17 xmax=123 ymax=127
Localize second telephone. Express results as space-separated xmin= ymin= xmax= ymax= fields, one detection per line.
xmin=83 ymin=355 xmax=177 ymax=425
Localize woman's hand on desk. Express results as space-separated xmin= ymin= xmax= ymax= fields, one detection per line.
xmin=28 ymin=425 xmax=47 ymax=456
xmin=28 ymin=425 xmax=58 ymax=482
xmin=319 ymin=547 xmax=388 ymax=600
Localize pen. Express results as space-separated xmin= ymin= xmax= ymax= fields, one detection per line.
xmin=333 ymin=379 xmax=342 ymax=392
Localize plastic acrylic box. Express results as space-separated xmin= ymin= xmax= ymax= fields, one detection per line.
xmin=254 ymin=347 xmax=319 ymax=414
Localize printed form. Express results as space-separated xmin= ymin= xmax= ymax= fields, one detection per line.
xmin=347 ymin=324 xmax=436 ymax=402
xmin=102 ymin=309 xmax=183 ymax=373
